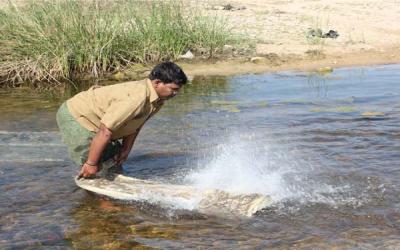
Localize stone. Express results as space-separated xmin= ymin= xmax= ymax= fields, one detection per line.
xmin=124 ymin=64 xmax=150 ymax=80
xmin=322 ymin=30 xmax=339 ymax=38
xmin=111 ymin=72 xmax=126 ymax=81
xmin=195 ymin=47 xmax=209 ymax=56
xmin=362 ymin=111 xmax=385 ymax=117
xmin=223 ymin=4 xmax=234 ymax=10
xmin=316 ymin=66 xmax=333 ymax=74
xmin=211 ymin=5 xmax=225 ymax=10
xmin=211 ymin=4 xmax=246 ymax=11
xmin=307 ymin=28 xmax=339 ymax=39
xmin=178 ymin=50 xmax=194 ymax=60
xmin=222 ymin=45 xmax=234 ymax=54
xmin=123 ymin=70 xmax=140 ymax=80
xmin=250 ymin=57 xmax=268 ymax=64
xmin=223 ymin=4 xmax=246 ymax=11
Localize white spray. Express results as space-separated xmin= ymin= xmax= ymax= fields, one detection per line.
xmin=184 ymin=132 xmax=361 ymax=207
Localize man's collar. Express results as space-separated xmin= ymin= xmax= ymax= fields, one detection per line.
xmin=146 ymin=78 xmax=160 ymax=103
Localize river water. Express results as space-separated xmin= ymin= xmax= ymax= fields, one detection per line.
xmin=1 ymin=64 xmax=399 ymax=249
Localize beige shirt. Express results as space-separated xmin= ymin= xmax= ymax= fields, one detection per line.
xmin=67 ymin=79 xmax=163 ymax=140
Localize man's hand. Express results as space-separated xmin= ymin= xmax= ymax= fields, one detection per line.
xmin=78 ymin=163 xmax=98 ymax=179
xmin=78 ymin=123 xmax=112 ymax=179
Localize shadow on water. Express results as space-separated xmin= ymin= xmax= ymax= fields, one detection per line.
xmin=1 ymin=65 xmax=400 ymax=248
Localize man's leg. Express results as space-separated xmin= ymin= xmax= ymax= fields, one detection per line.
xmin=56 ymin=102 xmax=94 ymax=168
xmin=56 ymin=102 xmax=121 ymax=176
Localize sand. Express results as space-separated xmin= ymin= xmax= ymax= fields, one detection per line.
xmin=1 ymin=0 xmax=399 ymax=76
xmin=181 ymin=0 xmax=400 ymax=76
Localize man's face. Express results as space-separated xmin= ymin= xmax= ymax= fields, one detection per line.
xmin=155 ymin=81 xmax=181 ymax=100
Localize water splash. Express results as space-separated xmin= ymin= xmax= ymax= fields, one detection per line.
xmin=184 ymin=133 xmax=367 ymax=207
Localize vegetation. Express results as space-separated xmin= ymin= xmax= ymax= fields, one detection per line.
xmin=0 ymin=0 xmax=235 ymax=87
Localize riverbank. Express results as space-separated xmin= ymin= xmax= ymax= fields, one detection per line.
xmin=180 ymin=0 xmax=400 ymax=76
xmin=1 ymin=0 xmax=399 ymax=85
xmin=181 ymin=46 xmax=400 ymax=77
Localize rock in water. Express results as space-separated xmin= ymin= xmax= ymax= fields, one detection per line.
xmin=362 ymin=111 xmax=385 ymax=117
xmin=316 ymin=66 xmax=333 ymax=74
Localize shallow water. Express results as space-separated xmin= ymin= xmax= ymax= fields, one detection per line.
xmin=1 ymin=65 xmax=400 ymax=249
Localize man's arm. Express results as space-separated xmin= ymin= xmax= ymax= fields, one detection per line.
xmin=115 ymin=106 xmax=163 ymax=165
xmin=78 ymin=123 xmax=112 ymax=178
xmin=115 ymin=127 xmax=142 ymax=166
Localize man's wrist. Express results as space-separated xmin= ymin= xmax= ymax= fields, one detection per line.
xmin=85 ymin=161 xmax=97 ymax=166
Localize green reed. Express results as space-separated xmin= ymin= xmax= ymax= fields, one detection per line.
xmin=0 ymin=0 xmax=234 ymax=86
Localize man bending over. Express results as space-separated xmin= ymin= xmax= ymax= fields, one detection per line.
xmin=56 ymin=62 xmax=187 ymax=179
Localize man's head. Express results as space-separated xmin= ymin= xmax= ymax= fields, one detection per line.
xmin=149 ymin=61 xmax=187 ymax=100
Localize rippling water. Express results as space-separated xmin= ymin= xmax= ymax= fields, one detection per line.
xmin=1 ymin=65 xmax=400 ymax=249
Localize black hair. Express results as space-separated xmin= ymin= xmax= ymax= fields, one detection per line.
xmin=149 ymin=61 xmax=187 ymax=86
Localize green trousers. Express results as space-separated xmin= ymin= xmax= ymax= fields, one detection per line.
xmin=56 ymin=102 xmax=121 ymax=174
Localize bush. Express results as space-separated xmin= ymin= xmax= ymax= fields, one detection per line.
xmin=0 ymin=0 xmax=234 ymax=86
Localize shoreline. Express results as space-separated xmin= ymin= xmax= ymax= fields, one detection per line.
xmin=1 ymin=0 xmax=399 ymax=85
xmin=181 ymin=45 xmax=400 ymax=78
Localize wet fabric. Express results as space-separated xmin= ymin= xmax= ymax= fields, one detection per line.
xmin=56 ymin=102 xmax=121 ymax=173
xmin=66 ymin=79 xmax=162 ymax=140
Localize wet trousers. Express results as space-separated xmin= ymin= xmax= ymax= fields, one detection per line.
xmin=56 ymin=102 xmax=121 ymax=174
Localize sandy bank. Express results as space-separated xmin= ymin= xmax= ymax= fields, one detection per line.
xmin=181 ymin=45 xmax=400 ymax=77
xmin=182 ymin=0 xmax=400 ymax=76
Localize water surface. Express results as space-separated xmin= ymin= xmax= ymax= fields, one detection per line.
xmin=1 ymin=65 xmax=400 ymax=249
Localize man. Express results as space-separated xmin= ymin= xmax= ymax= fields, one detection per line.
xmin=56 ymin=62 xmax=187 ymax=179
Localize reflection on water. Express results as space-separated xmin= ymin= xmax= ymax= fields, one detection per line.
xmin=1 ymin=65 xmax=400 ymax=248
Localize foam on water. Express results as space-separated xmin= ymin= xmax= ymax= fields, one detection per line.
xmin=184 ymin=133 xmax=365 ymax=207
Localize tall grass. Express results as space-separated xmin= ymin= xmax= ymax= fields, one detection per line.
xmin=0 ymin=0 xmax=234 ymax=87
